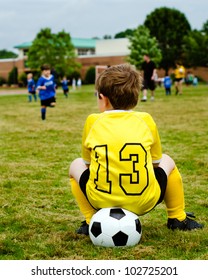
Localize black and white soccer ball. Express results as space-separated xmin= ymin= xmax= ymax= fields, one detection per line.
xmin=89 ymin=207 xmax=142 ymax=247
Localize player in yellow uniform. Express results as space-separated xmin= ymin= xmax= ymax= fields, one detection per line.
xmin=174 ymin=61 xmax=186 ymax=95
xmin=69 ymin=64 xmax=203 ymax=235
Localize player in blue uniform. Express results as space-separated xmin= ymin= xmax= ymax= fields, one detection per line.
xmin=61 ymin=76 xmax=69 ymax=98
xmin=163 ymin=75 xmax=172 ymax=95
xmin=36 ymin=64 xmax=56 ymax=120
xmin=27 ymin=73 xmax=37 ymax=102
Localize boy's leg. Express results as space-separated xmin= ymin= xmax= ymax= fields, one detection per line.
xmin=158 ymin=154 xmax=185 ymax=220
xmin=159 ymin=154 xmax=203 ymax=230
xmin=69 ymin=158 xmax=96 ymax=226
xmin=161 ymin=159 xmax=186 ymax=221
xmin=28 ymin=94 xmax=32 ymax=102
xmin=41 ymin=106 xmax=46 ymax=120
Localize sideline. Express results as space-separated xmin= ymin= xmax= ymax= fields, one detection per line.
xmin=0 ymin=88 xmax=27 ymax=96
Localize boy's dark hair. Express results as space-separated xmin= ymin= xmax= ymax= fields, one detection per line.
xmin=95 ymin=64 xmax=142 ymax=110
xmin=41 ymin=64 xmax=51 ymax=71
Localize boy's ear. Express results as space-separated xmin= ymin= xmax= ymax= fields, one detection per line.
xmin=99 ymin=93 xmax=113 ymax=110
xmin=99 ymin=93 xmax=109 ymax=104
xmin=98 ymin=93 xmax=104 ymax=99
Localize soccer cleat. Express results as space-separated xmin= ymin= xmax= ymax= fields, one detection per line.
xmin=76 ymin=221 xmax=89 ymax=235
xmin=167 ymin=213 xmax=203 ymax=231
xmin=141 ymin=96 xmax=147 ymax=102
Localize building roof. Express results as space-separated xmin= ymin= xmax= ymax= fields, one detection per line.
xmin=71 ymin=38 xmax=96 ymax=48
xmin=14 ymin=42 xmax=32 ymax=49
xmin=14 ymin=38 xmax=97 ymax=49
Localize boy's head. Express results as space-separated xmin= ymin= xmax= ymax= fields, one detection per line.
xmin=27 ymin=73 xmax=33 ymax=79
xmin=95 ymin=64 xmax=142 ymax=110
xmin=41 ymin=64 xmax=51 ymax=77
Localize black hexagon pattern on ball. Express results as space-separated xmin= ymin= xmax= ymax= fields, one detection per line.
xmin=110 ymin=208 xmax=126 ymax=220
xmin=91 ymin=222 xmax=102 ymax=237
xmin=112 ymin=231 xmax=129 ymax=246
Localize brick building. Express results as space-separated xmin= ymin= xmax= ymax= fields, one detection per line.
xmin=0 ymin=37 xmax=207 ymax=83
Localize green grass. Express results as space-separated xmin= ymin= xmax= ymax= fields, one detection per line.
xmin=0 ymin=84 xmax=207 ymax=260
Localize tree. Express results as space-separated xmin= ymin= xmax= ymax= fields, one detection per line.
xmin=182 ymin=30 xmax=208 ymax=67
xmin=144 ymin=7 xmax=191 ymax=72
xmin=0 ymin=49 xmax=17 ymax=59
xmin=103 ymin=35 xmax=112 ymax=39
xmin=85 ymin=66 xmax=95 ymax=84
xmin=201 ymin=19 xmax=208 ymax=35
xmin=114 ymin=28 xmax=135 ymax=38
xmin=127 ymin=25 xmax=162 ymax=70
xmin=27 ymin=28 xmax=79 ymax=76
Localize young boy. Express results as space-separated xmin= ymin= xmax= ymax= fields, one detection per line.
xmin=27 ymin=73 xmax=37 ymax=102
xmin=69 ymin=64 xmax=203 ymax=235
xmin=36 ymin=64 xmax=56 ymax=120
xmin=61 ymin=76 xmax=69 ymax=98
xmin=163 ymin=75 xmax=172 ymax=95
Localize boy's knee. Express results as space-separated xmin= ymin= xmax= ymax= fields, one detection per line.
xmin=159 ymin=154 xmax=175 ymax=176
xmin=69 ymin=158 xmax=85 ymax=177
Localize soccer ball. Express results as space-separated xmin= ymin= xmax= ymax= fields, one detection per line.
xmin=89 ymin=207 xmax=142 ymax=247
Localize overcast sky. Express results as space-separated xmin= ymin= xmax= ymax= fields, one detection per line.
xmin=1 ymin=0 xmax=208 ymax=52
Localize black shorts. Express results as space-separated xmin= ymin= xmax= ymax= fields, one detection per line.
xmin=174 ymin=78 xmax=183 ymax=82
xmin=79 ymin=167 xmax=167 ymax=205
xmin=41 ymin=96 xmax=56 ymax=107
xmin=154 ymin=167 xmax=167 ymax=204
xmin=142 ymin=79 xmax=156 ymax=91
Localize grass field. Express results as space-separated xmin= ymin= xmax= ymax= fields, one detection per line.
xmin=0 ymin=84 xmax=207 ymax=260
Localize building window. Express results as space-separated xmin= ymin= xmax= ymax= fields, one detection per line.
xmin=23 ymin=49 xmax=29 ymax=56
xmin=77 ymin=48 xmax=95 ymax=56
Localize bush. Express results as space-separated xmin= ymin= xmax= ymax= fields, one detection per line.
xmin=0 ymin=76 xmax=7 ymax=86
xmin=18 ymin=72 xmax=27 ymax=87
xmin=85 ymin=66 xmax=95 ymax=84
xmin=8 ymin=67 xmax=18 ymax=85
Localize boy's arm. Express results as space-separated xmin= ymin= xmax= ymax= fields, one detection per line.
xmin=81 ymin=114 xmax=100 ymax=164
xmin=36 ymin=77 xmax=46 ymax=90
xmin=142 ymin=113 xmax=162 ymax=165
xmin=151 ymin=125 xmax=162 ymax=166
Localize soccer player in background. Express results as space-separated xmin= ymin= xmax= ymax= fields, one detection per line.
xmin=61 ymin=76 xmax=69 ymax=98
xmin=36 ymin=64 xmax=56 ymax=120
xmin=163 ymin=74 xmax=172 ymax=96
xmin=174 ymin=61 xmax=186 ymax=95
xmin=27 ymin=73 xmax=37 ymax=102
xmin=141 ymin=54 xmax=157 ymax=102
xmin=69 ymin=64 xmax=203 ymax=235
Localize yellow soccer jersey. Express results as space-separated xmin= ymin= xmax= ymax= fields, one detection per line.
xmin=82 ymin=110 xmax=162 ymax=215
xmin=174 ymin=66 xmax=185 ymax=79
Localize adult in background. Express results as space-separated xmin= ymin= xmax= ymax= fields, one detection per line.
xmin=174 ymin=61 xmax=186 ymax=95
xmin=141 ymin=54 xmax=157 ymax=102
